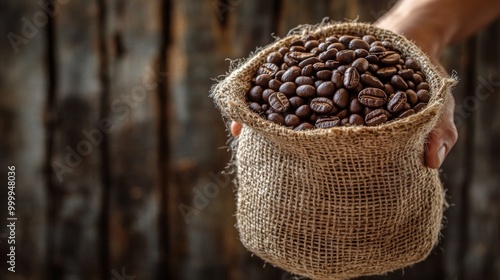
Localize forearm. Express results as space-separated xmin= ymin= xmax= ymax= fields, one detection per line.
xmin=375 ymin=0 xmax=500 ymax=58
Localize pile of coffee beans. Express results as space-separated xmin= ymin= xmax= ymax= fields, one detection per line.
xmin=246 ymin=34 xmax=430 ymax=130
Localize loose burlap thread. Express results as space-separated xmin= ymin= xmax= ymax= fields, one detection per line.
xmin=211 ymin=22 xmax=456 ymax=280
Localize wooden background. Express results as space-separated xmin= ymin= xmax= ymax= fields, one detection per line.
xmin=0 ymin=0 xmax=498 ymax=279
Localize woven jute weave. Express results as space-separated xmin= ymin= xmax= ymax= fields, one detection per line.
xmin=211 ymin=22 xmax=455 ymax=280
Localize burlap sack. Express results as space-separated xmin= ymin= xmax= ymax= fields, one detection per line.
xmin=211 ymin=22 xmax=456 ymax=280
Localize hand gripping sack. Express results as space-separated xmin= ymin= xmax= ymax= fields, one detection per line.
xmin=211 ymin=22 xmax=456 ymax=280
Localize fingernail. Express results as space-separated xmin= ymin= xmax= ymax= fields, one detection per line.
xmin=437 ymin=146 xmax=446 ymax=167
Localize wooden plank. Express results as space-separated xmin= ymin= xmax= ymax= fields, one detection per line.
xmin=0 ymin=1 xmax=48 ymax=279
xmin=48 ymin=0 xmax=103 ymax=279
xmin=104 ymin=0 xmax=162 ymax=279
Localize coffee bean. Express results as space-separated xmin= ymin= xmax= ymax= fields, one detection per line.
xmin=301 ymin=64 xmax=314 ymax=76
xmin=337 ymin=65 xmax=350 ymax=74
xmin=325 ymin=60 xmax=341 ymax=70
xmin=290 ymin=45 xmax=307 ymax=52
xmin=353 ymin=82 xmax=363 ymax=93
xmin=310 ymin=97 xmax=334 ymax=114
xmin=331 ymin=42 xmax=345 ymax=51
xmin=268 ymin=79 xmax=282 ymax=91
xmin=352 ymin=58 xmax=369 ymax=73
xmin=387 ymin=91 xmax=407 ymax=113
xmin=333 ymin=88 xmax=350 ymax=108
xmin=295 ymin=104 xmax=312 ymax=119
xmin=248 ymin=85 xmax=263 ymax=101
xmin=384 ymin=83 xmax=395 ymax=95
xmin=305 ymin=40 xmax=319 ymax=51
xmin=278 ymin=47 xmax=289 ymax=55
xmin=407 ymin=80 xmax=415 ymax=90
xmin=290 ymin=39 xmax=304 ymax=46
xmin=314 ymin=80 xmax=323 ymax=88
xmin=331 ymin=70 xmax=343 ymax=88
xmin=336 ymin=109 xmax=348 ymax=119
xmin=279 ymin=82 xmax=297 ymax=96
xmin=405 ymin=58 xmax=420 ymax=70
xmin=354 ymin=49 xmax=369 ymax=58
xmin=319 ymin=48 xmax=338 ymax=61
xmin=365 ymin=54 xmax=379 ymax=64
xmin=414 ymin=102 xmax=427 ymax=113
xmin=363 ymin=107 xmax=374 ymax=116
xmin=349 ymin=98 xmax=363 ymax=114
xmin=349 ymin=114 xmax=364 ymax=125
xmin=365 ymin=108 xmax=390 ymax=126
xmin=295 ymin=76 xmax=314 ymax=86
xmin=403 ymin=103 xmax=411 ymax=110
xmin=256 ymin=74 xmax=272 ymax=87
xmin=370 ymin=41 xmax=383 ymax=47
xmin=360 ymin=73 xmax=384 ymax=89
xmin=417 ymin=89 xmax=430 ymax=102
xmin=289 ymin=96 xmax=304 ymax=108
xmin=358 ymin=87 xmax=387 ymax=107
xmin=416 ymin=82 xmax=430 ymax=91
xmin=398 ymin=109 xmax=415 ymax=118
xmin=262 ymin=89 xmax=275 ymax=102
xmin=296 ymin=85 xmax=316 ymax=98
xmin=412 ymin=73 xmax=424 ymax=84
xmin=309 ymin=113 xmax=319 ymax=123
xmin=381 ymin=40 xmax=394 ymax=50
xmin=336 ymin=50 xmax=356 ymax=64
xmin=391 ymin=75 xmax=409 ymax=90
xmin=267 ymin=113 xmax=285 ymax=125
xmin=380 ymin=51 xmax=401 ymax=65
xmin=269 ymin=92 xmax=290 ymax=113
xmin=317 ymin=81 xmax=336 ymax=97
xmin=316 ymin=70 xmax=332 ymax=80
xmin=315 ymin=117 xmax=340 ymax=128
xmin=369 ymin=45 xmax=386 ymax=53
xmin=405 ymin=89 xmax=418 ymax=105
xmin=298 ymin=57 xmax=322 ymax=68
xmin=281 ymin=67 xmax=301 ymax=82
xmin=275 ymin=70 xmax=286 ymax=81
xmin=313 ymin=62 xmax=327 ymax=72
xmin=318 ymin=42 xmax=329 ymax=51
xmin=368 ymin=64 xmax=379 ymax=73
xmin=377 ymin=66 xmax=397 ymax=79
xmin=262 ymin=104 xmax=269 ymax=111
xmin=341 ymin=118 xmax=350 ymax=126
xmin=285 ymin=114 xmax=301 ymax=127
xmin=266 ymin=52 xmax=283 ymax=64
xmin=343 ymin=67 xmax=360 ymax=89
xmin=294 ymin=122 xmax=314 ymax=131
xmin=326 ymin=36 xmax=339 ymax=43
xmin=258 ymin=63 xmax=279 ymax=76
xmin=349 ymin=38 xmax=370 ymax=50
xmin=339 ymin=35 xmax=356 ymax=46
xmin=362 ymin=35 xmax=377 ymax=44
xmin=398 ymin=69 xmax=414 ymax=80
xmin=249 ymin=102 xmax=263 ymax=113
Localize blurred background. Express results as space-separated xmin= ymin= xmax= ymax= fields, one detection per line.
xmin=0 ymin=0 xmax=498 ymax=279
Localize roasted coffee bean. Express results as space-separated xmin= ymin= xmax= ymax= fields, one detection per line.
xmin=368 ymin=64 xmax=379 ymax=73
xmin=326 ymin=36 xmax=339 ymax=43
xmin=339 ymin=35 xmax=356 ymax=46
xmin=412 ymin=73 xmax=424 ymax=84
xmin=380 ymin=51 xmax=401 ymax=65
xmin=384 ymin=83 xmax=395 ymax=95
xmin=369 ymin=45 xmax=386 ymax=53
xmin=358 ymin=87 xmax=387 ymax=107
xmin=298 ymin=57 xmax=322 ymax=68
xmin=398 ymin=109 xmax=415 ymax=118
xmin=349 ymin=38 xmax=370 ymax=50
xmin=275 ymin=70 xmax=286 ymax=81
xmin=314 ymin=80 xmax=323 ymax=88
xmin=266 ymin=52 xmax=283 ymax=64
xmin=317 ymin=81 xmax=335 ymax=97
xmin=398 ymin=69 xmax=414 ymax=80
xmin=405 ymin=89 xmax=418 ymax=105
xmin=305 ymin=39 xmax=319 ymax=50
xmin=343 ymin=67 xmax=360 ymax=89
xmin=267 ymin=113 xmax=285 ymax=125
xmin=352 ymin=58 xmax=369 ymax=73
xmin=363 ymin=106 xmax=374 ymax=116
xmin=248 ymin=85 xmax=263 ymax=101
xmin=353 ymin=82 xmax=363 ymax=93
xmin=331 ymin=70 xmax=343 ymax=88
xmin=294 ymin=122 xmax=314 ymax=131
xmin=407 ymin=80 xmax=415 ymax=90
xmin=262 ymin=89 xmax=275 ymax=102
xmin=249 ymin=102 xmax=263 ymax=113
xmin=370 ymin=41 xmax=383 ymax=47
xmin=349 ymin=98 xmax=363 ymax=114
xmin=381 ymin=40 xmax=394 ymax=50
xmin=365 ymin=108 xmax=390 ymax=126
xmin=325 ymin=60 xmax=341 ymax=70
xmin=318 ymin=42 xmax=329 ymax=51
xmin=258 ymin=63 xmax=279 ymax=76
xmin=341 ymin=118 xmax=350 ymax=126
xmin=296 ymin=85 xmax=316 ymax=98
xmin=281 ymin=67 xmax=301 ymax=82
xmin=279 ymin=82 xmax=297 ymax=96
xmin=295 ymin=104 xmax=312 ymax=118
xmin=289 ymin=39 xmax=304 ymax=46
xmin=289 ymin=96 xmax=304 ymax=108
xmin=255 ymin=74 xmax=272 ymax=86
xmin=262 ymin=104 xmax=269 ymax=111
xmin=349 ymin=114 xmax=364 ymax=125
xmin=336 ymin=50 xmax=356 ymax=64
xmin=318 ymin=48 xmax=338 ymax=61
xmin=278 ymin=47 xmax=289 ymax=55
xmin=301 ymin=64 xmax=314 ymax=76
xmin=417 ymin=89 xmax=430 ymax=102
xmin=354 ymin=49 xmax=369 ymax=58
xmin=268 ymin=79 xmax=282 ymax=91
xmin=377 ymin=66 xmax=397 ymax=79
xmin=337 ymin=65 xmax=350 ymax=74
xmin=295 ymin=76 xmax=314 ymax=86
xmin=365 ymin=54 xmax=379 ymax=64
xmin=316 ymin=70 xmax=332 ymax=80
xmin=387 ymin=91 xmax=407 ymax=113
xmin=313 ymin=62 xmax=327 ymax=71
xmin=416 ymin=82 xmax=430 ymax=91
xmin=362 ymin=35 xmax=377 ymax=44
xmin=285 ymin=114 xmax=301 ymax=127
xmin=333 ymin=88 xmax=350 ymax=108
xmin=403 ymin=103 xmax=411 ymax=110
xmin=405 ymin=58 xmax=420 ymax=70
xmin=414 ymin=102 xmax=427 ymax=113
xmin=289 ymin=46 xmax=306 ymax=52
xmin=360 ymin=74 xmax=384 ymax=89
xmin=310 ymin=97 xmax=334 ymax=114
xmin=269 ymin=92 xmax=290 ymax=113
xmin=336 ymin=109 xmax=348 ymax=119
xmin=315 ymin=117 xmax=340 ymax=128
xmin=311 ymin=48 xmax=322 ymax=56
xmin=331 ymin=42 xmax=345 ymax=51
xmin=391 ymin=75 xmax=409 ymax=90
xmin=309 ymin=113 xmax=319 ymax=123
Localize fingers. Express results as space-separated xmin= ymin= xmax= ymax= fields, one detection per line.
xmin=424 ymin=92 xmax=458 ymax=168
xmin=230 ymin=121 xmax=242 ymax=137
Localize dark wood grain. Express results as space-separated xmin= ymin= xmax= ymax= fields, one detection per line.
xmin=0 ymin=1 xmax=48 ymax=279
